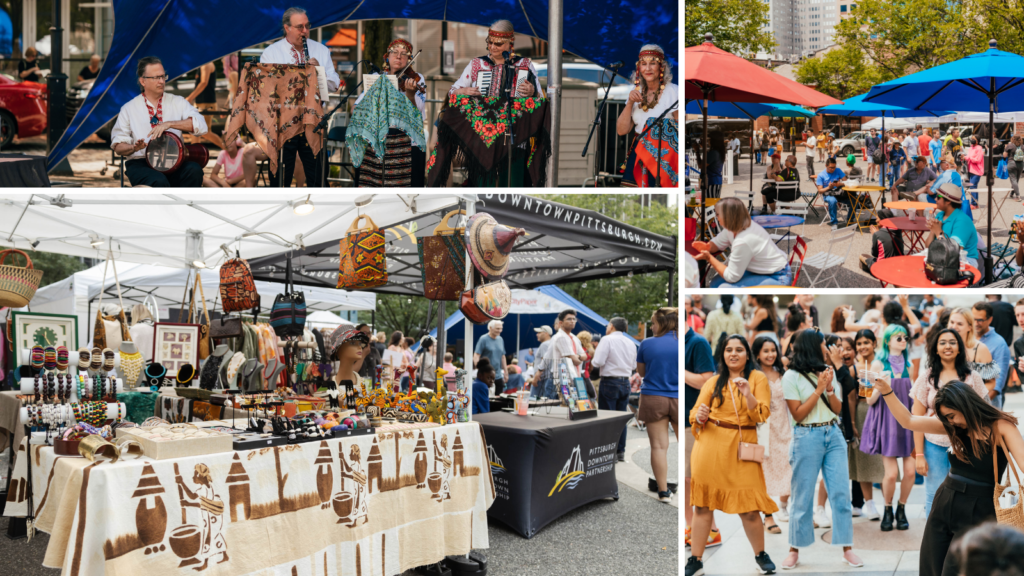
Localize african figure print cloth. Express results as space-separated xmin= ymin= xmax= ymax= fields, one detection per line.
xmin=426 ymin=94 xmax=551 ymax=187
xmin=224 ymin=63 xmax=324 ymax=174
xmin=634 ymin=118 xmax=678 ymax=188
xmin=4 ymin=422 xmax=494 ymax=576
xmin=347 ymin=77 xmax=426 ymax=168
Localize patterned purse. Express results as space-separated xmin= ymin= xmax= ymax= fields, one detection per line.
xmin=270 ymin=258 xmax=307 ymax=338
xmin=417 ymin=209 xmax=466 ymax=300
xmin=220 ymin=252 xmax=260 ymax=314
xmin=459 ymin=279 xmax=511 ymax=324
xmin=337 ymin=214 xmax=388 ymax=290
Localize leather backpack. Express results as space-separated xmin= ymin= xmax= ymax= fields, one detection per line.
xmin=925 ymin=235 xmax=967 ymax=285
xmin=220 ymin=252 xmax=260 ymax=314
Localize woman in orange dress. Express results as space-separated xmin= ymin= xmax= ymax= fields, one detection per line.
xmin=688 ymin=334 xmax=778 ymax=576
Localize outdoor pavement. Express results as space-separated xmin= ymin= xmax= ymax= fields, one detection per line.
xmin=706 ymin=149 xmax=1022 ymax=288
xmin=0 ymin=410 xmax=678 ymax=576
xmin=687 ymin=387 xmax=1024 ymax=575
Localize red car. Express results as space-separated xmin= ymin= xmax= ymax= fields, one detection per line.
xmin=0 ymin=73 xmax=47 ymax=148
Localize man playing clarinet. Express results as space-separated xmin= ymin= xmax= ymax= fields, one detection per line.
xmin=260 ymin=6 xmax=340 ymax=187
xmin=110 ymin=56 xmax=208 ymax=187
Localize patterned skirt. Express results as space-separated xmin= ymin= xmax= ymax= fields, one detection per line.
xmin=357 ymin=128 xmax=425 ymax=187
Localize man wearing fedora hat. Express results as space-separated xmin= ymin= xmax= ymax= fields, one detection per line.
xmin=924 ymin=183 xmax=979 ymax=269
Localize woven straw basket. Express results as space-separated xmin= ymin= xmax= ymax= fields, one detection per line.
xmin=993 ymin=435 xmax=1024 ymax=530
xmin=0 ymin=249 xmax=44 ymax=308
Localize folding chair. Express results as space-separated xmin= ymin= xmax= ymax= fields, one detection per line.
xmin=701 ymin=204 xmax=720 ymax=241
xmin=788 ymin=236 xmax=808 ymax=286
xmin=771 ymin=200 xmax=810 ymax=248
xmin=732 ymin=190 xmax=757 ymax=214
xmin=803 ymin=224 xmax=857 ymax=288
xmin=796 ymin=182 xmax=822 ymax=219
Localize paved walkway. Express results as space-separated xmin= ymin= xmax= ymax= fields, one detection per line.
xmin=702 ymin=150 xmax=1022 ymax=288
xmin=688 ymin=389 xmax=1024 ymax=575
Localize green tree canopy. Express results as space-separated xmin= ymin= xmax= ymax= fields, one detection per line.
xmin=794 ymin=44 xmax=887 ymax=100
xmin=685 ymin=0 xmax=776 ymax=57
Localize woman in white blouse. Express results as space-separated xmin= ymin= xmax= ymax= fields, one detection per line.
xmin=695 ymin=198 xmax=791 ymax=287
xmin=615 ymin=44 xmax=679 ymax=187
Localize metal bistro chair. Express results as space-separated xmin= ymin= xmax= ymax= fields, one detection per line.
xmin=772 ymin=200 xmax=810 ymax=249
xmin=795 ymin=180 xmax=822 ymax=219
xmin=803 ymin=224 xmax=857 ymax=288
xmin=732 ymin=190 xmax=757 ymax=214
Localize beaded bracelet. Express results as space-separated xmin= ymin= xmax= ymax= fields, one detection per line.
xmin=77 ymin=374 xmax=85 ymax=401
xmin=34 ymin=374 xmax=41 ymax=404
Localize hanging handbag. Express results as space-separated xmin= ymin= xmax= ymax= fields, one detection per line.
xmin=993 ymin=431 xmax=1024 ymax=529
xmin=459 ymin=279 xmax=512 ymax=325
xmin=93 ymin=254 xmax=130 ymax=350
xmin=189 ymin=274 xmax=212 ymax=360
xmin=270 ymin=258 xmax=307 ymax=337
xmin=220 ymin=251 xmax=260 ymax=314
xmin=0 ymin=249 xmax=44 ymax=308
xmin=337 ymin=214 xmax=388 ymax=290
xmin=417 ymin=209 xmax=467 ymax=300
xmin=210 ymin=315 xmax=243 ymax=339
xmin=730 ymin=381 xmax=765 ymax=463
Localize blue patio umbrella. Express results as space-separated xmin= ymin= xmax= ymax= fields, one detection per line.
xmin=818 ymin=93 xmax=954 ymax=190
xmin=864 ymin=40 xmax=1024 ymax=282
xmin=685 ymin=100 xmax=816 ymax=194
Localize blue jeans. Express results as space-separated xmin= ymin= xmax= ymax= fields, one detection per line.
xmin=598 ymin=377 xmax=631 ymax=454
xmin=756 ymin=150 xmax=762 ymax=164
xmin=531 ymin=377 xmax=555 ymax=400
xmin=824 ymin=194 xmax=855 ymax=225
xmin=969 ymin=173 xmax=981 ymax=189
xmin=923 ymin=439 xmax=952 ymax=518
xmin=788 ymin=423 xmax=854 ymax=548
xmin=709 ymin=264 xmax=792 ymax=288
xmin=887 ymin=164 xmax=901 ymax=187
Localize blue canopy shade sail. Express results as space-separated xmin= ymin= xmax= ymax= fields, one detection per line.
xmin=819 ymin=92 xmax=954 ymax=118
xmin=46 ymin=0 xmax=678 ymax=172
xmin=684 ymin=100 xmax=815 ymax=120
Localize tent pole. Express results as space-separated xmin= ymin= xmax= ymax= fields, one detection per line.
xmin=436 ymin=301 xmax=446 ymax=388
xmin=517 ymin=313 xmax=521 ymax=360
xmin=465 ymin=200 xmax=476 ymax=416
xmin=546 ymin=0 xmax=563 ymax=187
xmin=749 ymin=118 xmax=754 ymax=201
xmin=987 ymin=85 xmax=994 ymax=285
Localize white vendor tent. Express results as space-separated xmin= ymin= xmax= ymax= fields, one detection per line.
xmin=28 ymin=261 xmax=376 ymax=347
xmin=305 ymin=311 xmax=355 ymax=331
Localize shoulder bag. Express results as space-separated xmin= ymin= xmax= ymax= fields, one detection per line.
xmin=220 ymin=251 xmax=260 ymax=314
xmin=417 ymin=209 xmax=467 ymax=300
xmin=993 ymin=430 xmax=1024 ymax=529
xmin=337 ymin=214 xmax=388 ymax=290
xmin=270 ymin=258 xmax=306 ymax=337
xmin=730 ymin=381 xmax=765 ymax=463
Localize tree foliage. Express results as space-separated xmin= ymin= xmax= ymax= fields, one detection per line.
xmin=685 ymin=0 xmax=776 ymax=57
xmin=793 ymin=44 xmax=886 ymax=99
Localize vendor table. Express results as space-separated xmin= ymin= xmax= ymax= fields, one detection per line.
xmin=870 ymin=255 xmax=980 ymax=288
xmin=4 ymin=422 xmax=494 ymax=576
xmin=845 ymin=185 xmax=887 ymax=233
xmin=885 ymin=200 xmax=935 ymax=212
xmin=753 ymin=214 xmax=804 ymax=247
xmin=0 ymin=153 xmax=51 ymax=187
xmin=475 ymin=410 xmax=631 ymax=538
xmin=879 ymin=217 xmax=930 ymax=254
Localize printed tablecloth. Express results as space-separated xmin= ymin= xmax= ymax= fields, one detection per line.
xmin=5 ymin=422 xmax=494 ymax=576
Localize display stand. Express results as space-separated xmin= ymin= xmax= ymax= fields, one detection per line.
xmin=555 ymin=361 xmax=597 ymax=421
xmin=19 ymin=402 xmax=126 ymax=425
xmin=19 ymin=374 xmax=123 ymax=402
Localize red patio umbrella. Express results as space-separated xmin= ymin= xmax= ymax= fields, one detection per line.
xmin=686 ymin=33 xmax=842 ymax=286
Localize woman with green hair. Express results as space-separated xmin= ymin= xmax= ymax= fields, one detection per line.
xmin=861 ymin=323 xmax=917 ymax=532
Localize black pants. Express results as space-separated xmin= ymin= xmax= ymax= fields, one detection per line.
xmin=872 ymin=208 xmax=906 ymax=258
xmin=125 ymin=158 xmax=203 ymax=187
xmin=851 ymin=478 xmax=864 ymax=509
xmin=919 ymin=476 xmax=997 ymax=576
xmin=598 ymin=377 xmax=631 ymax=454
xmin=271 ymin=134 xmax=320 ymax=187
xmin=493 ymin=378 xmax=506 ymax=396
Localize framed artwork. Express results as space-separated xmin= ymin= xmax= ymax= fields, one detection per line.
xmin=153 ymin=322 xmax=201 ymax=377
xmin=10 ymin=312 xmax=78 ymax=369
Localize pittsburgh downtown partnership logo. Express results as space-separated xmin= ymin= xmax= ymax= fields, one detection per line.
xmin=488 ymin=444 xmax=505 ymax=476
xmin=548 ymin=445 xmax=585 ymax=497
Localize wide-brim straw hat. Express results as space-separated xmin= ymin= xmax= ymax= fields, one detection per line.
xmin=466 ymin=213 xmax=525 ymax=280
xmin=328 ymin=328 xmax=369 ymax=358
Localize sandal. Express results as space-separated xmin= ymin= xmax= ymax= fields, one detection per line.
xmin=766 ymin=522 xmax=782 ymax=534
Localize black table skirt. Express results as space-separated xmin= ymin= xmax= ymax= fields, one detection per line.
xmin=475 ymin=410 xmax=632 ymax=538
xmin=0 ymin=154 xmax=50 ymax=187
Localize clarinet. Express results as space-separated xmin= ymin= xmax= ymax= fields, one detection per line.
xmin=302 ymin=35 xmax=311 ymax=64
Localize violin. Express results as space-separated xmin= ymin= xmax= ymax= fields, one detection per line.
xmin=394 ymin=49 xmax=427 ymax=95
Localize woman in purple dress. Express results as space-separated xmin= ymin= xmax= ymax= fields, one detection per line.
xmin=861 ymin=323 xmax=916 ymax=532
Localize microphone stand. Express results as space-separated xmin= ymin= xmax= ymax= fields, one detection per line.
xmin=313 ymin=60 xmax=378 ymax=187
xmin=632 ymin=100 xmax=678 ymax=187
xmin=581 ymin=65 xmax=623 ymax=160
xmin=503 ymin=54 xmax=516 ymax=187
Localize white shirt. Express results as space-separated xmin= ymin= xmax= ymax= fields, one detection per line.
xmin=547 ymin=330 xmax=583 ymax=379
xmin=631 ymin=82 xmax=679 ymax=134
xmin=710 ymin=223 xmax=789 ymax=283
xmin=260 ymin=38 xmax=341 ymax=92
xmin=728 ymin=138 xmax=741 ymax=153
xmin=450 ymin=56 xmax=543 ymax=97
xmin=110 ymin=93 xmax=208 ymax=160
xmin=591 ymin=331 xmax=637 ymax=378
xmin=805 ymin=136 xmax=817 ymax=156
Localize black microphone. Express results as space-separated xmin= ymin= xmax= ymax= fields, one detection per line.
xmin=608 ymin=61 xmax=624 ymax=69
xmin=369 ymin=63 xmax=382 ymax=74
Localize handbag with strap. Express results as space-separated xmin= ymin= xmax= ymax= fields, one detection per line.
xmin=729 ymin=381 xmax=765 ymax=463
xmin=93 ymin=253 xmax=131 ymax=350
xmin=220 ymin=252 xmax=260 ymax=314
xmin=270 ymin=258 xmax=306 ymax=337
xmin=210 ymin=315 xmax=243 ymax=339
xmin=993 ymin=430 xmax=1024 ymax=529
xmin=417 ymin=209 xmax=467 ymax=301
xmin=337 ymin=214 xmax=388 ymax=290
xmin=187 ymin=274 xmax=212 ymax=360
xmin=459 ymin=279 xmax=511 ymax=325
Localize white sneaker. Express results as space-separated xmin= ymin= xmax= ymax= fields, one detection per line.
xmin=776 ymin=503 xmax=790 ymax=523
xmin=851 ymin=507 xmax=863 ymax=518
xmin=863 ymin=500 xmax=881 ymax=521
xmin=813 ymin=505 xmax=832 ymax=528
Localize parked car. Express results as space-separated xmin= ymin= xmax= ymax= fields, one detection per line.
xmin=0 ymin=73 xmax=48 ymax=148
xmin=831 ymin=130 xmax=868 ymax=156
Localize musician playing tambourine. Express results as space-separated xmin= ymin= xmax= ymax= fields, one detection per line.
xmin=353 ymin=38 xmax=428 ymax=187
xmin=110 ymin=56 xmax=209 ymax=187
xmin=447 ymin=19 xmax=543 ymax=187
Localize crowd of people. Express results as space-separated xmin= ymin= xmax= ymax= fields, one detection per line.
xmin=684 ymin=294 xmax=1024 ymax=576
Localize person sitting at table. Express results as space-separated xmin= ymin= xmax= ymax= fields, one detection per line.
xmin=695 ymin=198 xmax=792 ymax=287
xmin=472 ymin=358 xmax=495 ymax=414
xmin=760 ymin=153 xmax=789 ymax=214
xmin=891 ymin=156 xmax=937 ymax=215
xmin=930 ymin=158 xmax=972 ymax=218
xmin=923 ymin=183 xmax=980 ymax=270
xmin=816 ymin=157 xmax=852 ymax=229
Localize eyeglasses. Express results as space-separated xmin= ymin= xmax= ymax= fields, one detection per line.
xmin=288 ymin=23 xmax=311 ymax=30
xmin=142 ymin=75 xmax=169 ymax=81
xmin=893 ymin=336 xmax=907 ymax=342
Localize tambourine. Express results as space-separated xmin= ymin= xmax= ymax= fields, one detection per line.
xmin=145 ymin=132 xmax=210 ymax=174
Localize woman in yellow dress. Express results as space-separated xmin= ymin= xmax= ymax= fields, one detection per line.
xmin=687 ymin=334 xmax=777 ymax=576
